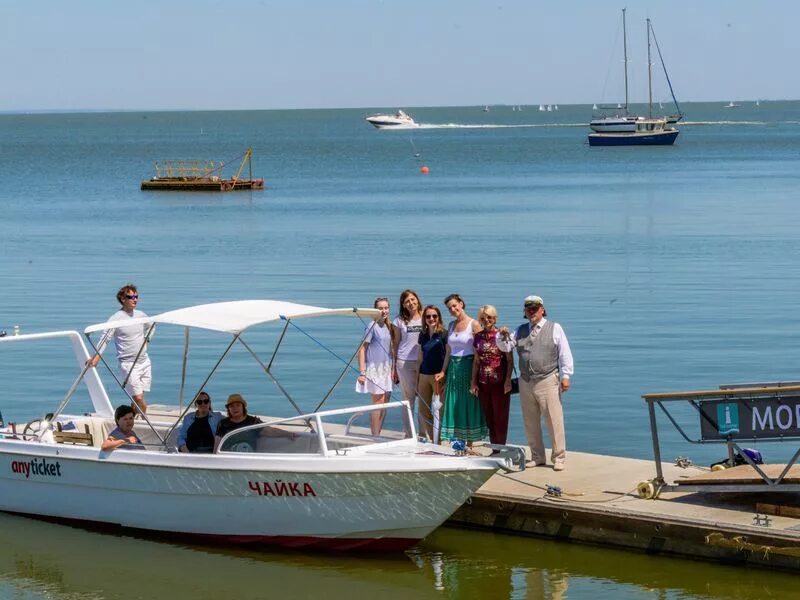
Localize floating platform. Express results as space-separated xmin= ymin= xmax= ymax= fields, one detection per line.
xmin=140 ymin=148 xmax=264 ymax=192
xmin=448 ymin=448 xmax=800 ymax=572
xmin=141 ymin=178 xmax=264 ymax=192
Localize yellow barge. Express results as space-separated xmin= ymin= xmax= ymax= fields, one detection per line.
xmin=141 ymin=148 xmax=264 ymax=192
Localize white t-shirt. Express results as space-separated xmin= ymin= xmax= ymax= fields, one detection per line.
xmin=96 ymin=309 xmax=151 ymax=362
xmin=392 ymin=315 xmax=423 ymax=361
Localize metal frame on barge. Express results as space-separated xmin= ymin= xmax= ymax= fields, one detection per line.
xmin=140 ymin=148 xmax=265 ymax=191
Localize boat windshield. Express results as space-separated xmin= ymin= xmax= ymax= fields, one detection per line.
xmin=217 ymin=402 xmax=415 ymax=456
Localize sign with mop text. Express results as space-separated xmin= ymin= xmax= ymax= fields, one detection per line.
xmin=698 ymin=395 xmax=800 ymax=440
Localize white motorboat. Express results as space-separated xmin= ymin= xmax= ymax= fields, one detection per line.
xmin=0 ymin=300 xmax=519 ymax=551
xmin=365 ymin=110 xmax=418 ymax=129
xmin=723 ymin=101 xmax=741 ymax=108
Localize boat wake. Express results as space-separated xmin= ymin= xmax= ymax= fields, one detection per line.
xmin=377 ymin=120 xmax=773 ymax=131
xmin=411 ymin=122 xmax=586 ymax=129
xmin=682 ymin=120 xmax=767 ymax=126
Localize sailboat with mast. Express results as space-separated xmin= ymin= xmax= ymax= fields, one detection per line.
xmin=588 ymin=11 xmax=679 ymax=147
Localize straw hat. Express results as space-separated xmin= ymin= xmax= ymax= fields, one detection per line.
xmin=225 ymin=393 xmax=247 ymax=408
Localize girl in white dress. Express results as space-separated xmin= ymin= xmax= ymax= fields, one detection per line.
xmin=356 ymin=297 xmax=395 ymax=435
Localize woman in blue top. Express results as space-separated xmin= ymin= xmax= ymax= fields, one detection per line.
xmin=416 ymin=305 xmax=447 ymax=441
xmin=177 ymin=391 xmax=224 ymax=453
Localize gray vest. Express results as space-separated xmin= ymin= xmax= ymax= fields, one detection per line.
xmin=516 ymin=320 xmax=558 ymax=382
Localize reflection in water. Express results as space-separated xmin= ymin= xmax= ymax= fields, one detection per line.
xmin=0 ymin=513 xmax=795 ymax=600
xmin=412 ymin=528 xmax=797 ymax=600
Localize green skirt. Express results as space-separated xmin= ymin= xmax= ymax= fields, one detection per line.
xmin=440 ymin=355 xmax=487 ymax=443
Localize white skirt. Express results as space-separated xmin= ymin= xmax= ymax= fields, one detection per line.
xmin=355 ymin=361 xmax=393 ymax=395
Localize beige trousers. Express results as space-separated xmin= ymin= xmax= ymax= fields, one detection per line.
xmin=519 ymin=372 xmax=565 ymax=465
xmin=417 ymin=373 xmax=443 ymax=441
xmin=396 ymin=359 xmax=420 ymax=435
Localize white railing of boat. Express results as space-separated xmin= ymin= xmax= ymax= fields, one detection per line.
xmin=216 ymin=400 xmax=417 ymax=457
xmin=0 ymin=330 xmax=114 ymax=419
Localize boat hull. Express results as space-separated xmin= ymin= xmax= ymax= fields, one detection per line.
xmin=588 ymin=129 xmax=679 ymax=146
xmin=0 ymin=443 xmax=498 ymax=551
xmin=365 ymin=119 xmax=418 ymax=130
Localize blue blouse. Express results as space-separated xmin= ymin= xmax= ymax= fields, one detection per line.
xmin=419 ymin=331 xmax=447 ymax=375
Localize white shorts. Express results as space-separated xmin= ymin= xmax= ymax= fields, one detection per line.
xmin=119 ymin=358 xmax=152 ymax=397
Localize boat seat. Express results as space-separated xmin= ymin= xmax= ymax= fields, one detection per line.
xmin=54 ymin=422 xmax=94 ymax=446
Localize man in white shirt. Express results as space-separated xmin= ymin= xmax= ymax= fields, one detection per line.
xmin=87 ymin=284 xmax=153 ymax=415
xmin=498 ymin=295 xmax=573 ymax=471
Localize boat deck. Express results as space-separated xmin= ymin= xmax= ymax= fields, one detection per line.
xmin=449 ymin=448 xmax=800 ymax=571
xmin=140 ymin=178 xmax=264 ymax=191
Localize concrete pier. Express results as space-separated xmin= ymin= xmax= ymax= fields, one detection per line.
xmin=448 ymin=450 xmax=800 ymax=571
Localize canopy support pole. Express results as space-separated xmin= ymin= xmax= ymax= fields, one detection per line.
xmin=238 ymin=336 xmax=304 ymax=417
xmin=86 ymin=326 xmax=164 ymax=444
xmin=162 ymin=334 xmax=239 ymax=448
xmin=37 ymin=361 xmax=94 ymax=440
xmin=268 ymin=320 xmax=290 ymax=371
xmin=178 ymin=327 xmax=190 ymax=410
xmin=313 ymin=333 xmax=368 ymax=414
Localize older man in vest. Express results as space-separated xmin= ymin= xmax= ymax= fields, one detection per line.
xmin=498 ymin=295 xmax=573 ymax=470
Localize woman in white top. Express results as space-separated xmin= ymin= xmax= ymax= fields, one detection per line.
xmin=435 ymin=294 xmax=487 ymax=446
xmin=392 ymin=289 xmax=423 ymax=435
xmin=356 ymin=297 xmax=395 ymax=435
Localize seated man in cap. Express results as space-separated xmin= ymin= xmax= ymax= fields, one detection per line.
xmin=214 ymin=393 xmax=296 ymax=452
xmin=498 ymin=295 xmax=573 ymax=471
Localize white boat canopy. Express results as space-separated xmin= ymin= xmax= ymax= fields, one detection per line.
xmin=84 ymin=300 xmax=380 ymax=336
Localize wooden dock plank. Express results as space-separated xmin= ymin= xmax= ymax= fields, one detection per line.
xmin=448 ymin=448 xmax=800 ymax=572
xmin=675 ymin=464 xmax=800 ymax=485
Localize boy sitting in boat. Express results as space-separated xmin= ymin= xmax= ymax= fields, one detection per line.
xmin=101 ymin=405 xmax=145 ymax=451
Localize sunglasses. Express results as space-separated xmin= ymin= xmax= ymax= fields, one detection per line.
xmin=125 ymin=294 xmax=139 ymax=300
xmin=525 ymin=304 xmax=541 ymax=310
xmin=196 ymin=398 xmax=210 ymax=405
xmin=425 ymin=314 xmax=439 ymax=320
xmin=483 ymin=315 xmax=497 ymax=320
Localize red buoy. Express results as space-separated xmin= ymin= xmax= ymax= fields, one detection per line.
xmin=420 ymin=165 xmax=429 ymax=174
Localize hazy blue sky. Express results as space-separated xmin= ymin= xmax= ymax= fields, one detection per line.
xmin=2 ymin=1 xmax=795 ymax=111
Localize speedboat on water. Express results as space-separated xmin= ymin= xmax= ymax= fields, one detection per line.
xmin=0 ymin=300 xmax=520 ymax=552
xmin=365 ymin=110 xmax=418 ymax=129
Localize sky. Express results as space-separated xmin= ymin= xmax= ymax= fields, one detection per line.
xmin=1 ymin=0 xmax=796 ymax=111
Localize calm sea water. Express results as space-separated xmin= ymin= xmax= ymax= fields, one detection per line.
xmin=1 ymin=102 xmax=800 ymax=598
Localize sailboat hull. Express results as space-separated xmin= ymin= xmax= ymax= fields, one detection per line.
xmin=588 ymin=129 xmax=679 ymax=146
